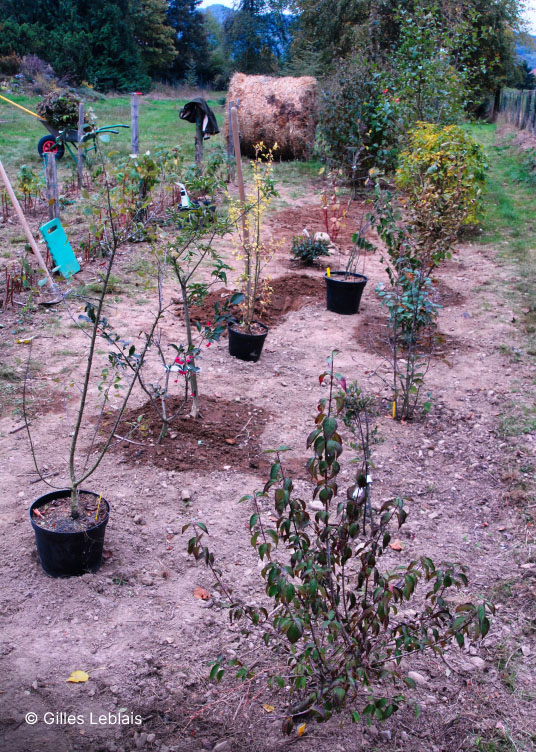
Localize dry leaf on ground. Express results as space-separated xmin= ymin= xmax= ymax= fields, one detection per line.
xmin=66 ymin=670 xmax=89 ymax=683
xmin=193 ymin=586 xmax=210 ymax=600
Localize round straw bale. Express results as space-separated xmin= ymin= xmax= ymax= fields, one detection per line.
xmin=225 ymin=73 xmax=317 ymax=160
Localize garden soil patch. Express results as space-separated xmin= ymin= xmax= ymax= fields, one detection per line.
xmin=1 ymin=181 xmax=536 ymax=752
xmin=267 ymin=199 xmax=372 ymax=249
xmin=355 ymin=311 xmax=463 ymax=360
xmin=32 ymin=492 xmax=107 ymax=533
xmin=183 ymin=273 xmax=325 ymax=330
xmin=107 ymin=395 xmax=269 ymax=474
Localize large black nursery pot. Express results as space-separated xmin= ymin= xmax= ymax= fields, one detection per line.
xmin=30 ymin=489 xmax=110 ymax=578
xmin=325 ymin=271 xmax=368 ymax=315
xmin=228 ymin=321 xmax=269 ymax=362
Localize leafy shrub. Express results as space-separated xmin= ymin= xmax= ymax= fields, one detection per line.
xmin=291 ymin=234 xmax=330 ymax=265
xmin=0 ymin=53 xmax=21 ymax=75
xmin=395 ymin=123 xmax=487 ymax=233
xmin=392 ymin=7 xmax=468 ymax=134
xmin=36 ymin=89 xmax=83 ymax=129
xmin=377 ymin=269 xmax=440 ymax=347
xmin=185 ymin=356 xmax=493 ymax=731
xmin=317 ymin=58 xmax=400 ymax=182
xmin=376 ymin=268 xmax=441 ymax=419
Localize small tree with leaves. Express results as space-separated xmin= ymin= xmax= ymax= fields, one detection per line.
xmin=184 ymin=354 xmax=493 ymax=733
xmin=166 ymin=153 xmax=241 ymax=419
xmin=25 ymin=138 xmax=168 ymax=519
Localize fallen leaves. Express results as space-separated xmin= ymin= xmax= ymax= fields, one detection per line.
xmin=297 ymin=723 xmax=306 ymax=736
xmin=224 ymin=438 xmax=236 ymax=445
xmin=262 ymin=704 xmax=274 ymax=713
xmin=193 ymin=586 xmax=210 ymax=600
xmin=389 ymin=539 xmax=403 ymax=552
xmin=67 ymin=670 xmax=89 ymax=683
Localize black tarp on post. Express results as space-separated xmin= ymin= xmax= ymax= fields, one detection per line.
xmin=179 ymin=98 xmax=220 ymax=171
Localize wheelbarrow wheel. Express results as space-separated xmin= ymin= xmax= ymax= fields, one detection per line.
xmin=38 ymin=135 xmax=65 ymax=160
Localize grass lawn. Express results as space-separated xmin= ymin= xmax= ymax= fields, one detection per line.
xmin=0 ymin=92 xmax=227 ymax=175
xmin=469 ymin=122 xmax=536 ymax=436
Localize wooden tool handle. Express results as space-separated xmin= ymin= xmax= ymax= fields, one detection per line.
xmin=0 ymin=158 xmax=55 ymax=290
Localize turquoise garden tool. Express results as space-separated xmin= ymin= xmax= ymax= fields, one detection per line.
xmin=39 ymin=218 xmax=80 ymax=279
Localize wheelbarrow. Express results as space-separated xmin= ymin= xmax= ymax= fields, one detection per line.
xmin=0 ymin=93 xmax=129 ymax=163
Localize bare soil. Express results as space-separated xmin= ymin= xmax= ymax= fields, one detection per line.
xmin=185 ymin=273 xmax=326 ymax=330
xmin=32 ymin=492 xmax=108 ymax=533
xmin=108 ymin=395 xmax=269 ymax=474
xmin=1 ymin=182 xmax=535 ymax=752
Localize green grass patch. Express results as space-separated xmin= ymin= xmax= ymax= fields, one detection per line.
xmin=469 ymin=123 xmax=536 ymax=441
xmin=467 ymin=123 xmax=536 ymax=258
xmin=0 ymin=91 xmax=227 ymax=176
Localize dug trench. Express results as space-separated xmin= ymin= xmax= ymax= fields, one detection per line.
xmin=176 ymin=272 xmax=326 ymax=330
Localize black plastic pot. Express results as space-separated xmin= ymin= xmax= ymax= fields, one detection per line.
xmin=228 ymin=321 xmax=269 ymax=362
xmin=30 ymin=489 xmax=110 ymax=578
xmin=325 ymin=271 xmax=368 ymax=315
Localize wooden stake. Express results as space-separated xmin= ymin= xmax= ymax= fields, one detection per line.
xmin=230 ymin=106 xmax=248 ymax=245
xmin=45 ymin=153 xmax=60 ymax=221
xmin=0 ymin=159 xmax=55 ymax=290
xmin=131 ymin=93 xmax=139 ymax=156
xmin=195 ymin=111 xmax=204 ymax=171
xmin=77 ymin=102 xmax=84 ymax=190
xmin=227 ymin=99 xmax=235 ymax=182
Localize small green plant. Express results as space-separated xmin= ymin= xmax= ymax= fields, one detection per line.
xmin=16 ymin=164 xmax=41 ymax=211
xmin=291 ymin=234 xmax=330 ymax=265
xmin=184 ymin=354 xmax=493 ymax=733
xmin=377 ymin=267 xmax=441 ymax=420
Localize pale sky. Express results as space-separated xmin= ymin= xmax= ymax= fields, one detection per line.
xmin=198 ymin=0 xmax=536 ymax=33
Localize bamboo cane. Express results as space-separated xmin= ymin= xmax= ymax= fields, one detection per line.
xmin=230 ymin=106 xmax=252 ymax=324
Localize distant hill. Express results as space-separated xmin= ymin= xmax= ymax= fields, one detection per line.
xmin=516 ymin=33 xmax=536 ymax=69
xmin=202 ymin=4 xmax=234 ymax=24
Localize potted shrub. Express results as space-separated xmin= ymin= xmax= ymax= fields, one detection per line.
xmin=26 ymin=140 xmax=165 ymax=577
xmin=325 ymin=206 xmax=374 ymax=315
xmin=228 ymin=144 xmax=278 ymax=362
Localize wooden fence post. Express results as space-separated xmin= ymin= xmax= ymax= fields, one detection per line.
xmin=131 ymin=93 xmax=139 ymax=156
xmin=45 ymin=153 xmax=60 ymax=221
xmin=195 ymin=112 xmax=204 ymax=171
xmin=77 ymin=102 xmax=84 ymax=190
xmin=227 ymin=99 xmax=235 ymax=182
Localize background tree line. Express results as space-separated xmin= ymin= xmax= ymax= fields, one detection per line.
xmin=0 ymin=0 xmax=532 ymax=100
